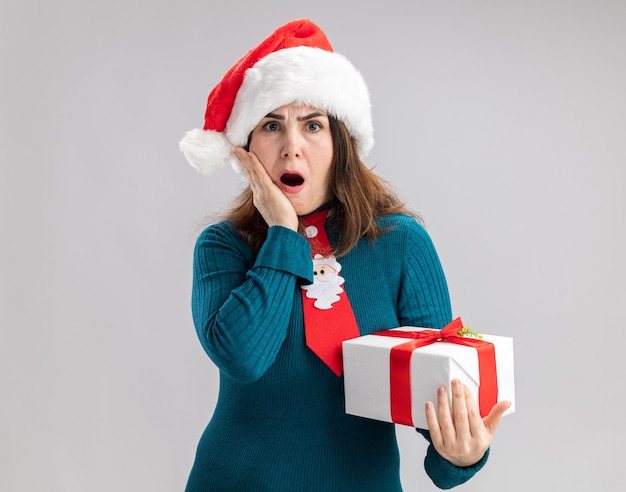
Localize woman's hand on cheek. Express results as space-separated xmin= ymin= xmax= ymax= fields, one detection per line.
xmin=425 ymin=379 xmax=511 ymax=467
xmin=234 ymin=147 xmax=298 ymax=231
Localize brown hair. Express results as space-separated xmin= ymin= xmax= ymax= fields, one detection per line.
xmin=223 ymin=116 xmax=419 ymax=257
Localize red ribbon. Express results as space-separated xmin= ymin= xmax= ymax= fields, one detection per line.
xmin=373 ymin=318 xmax=498 ymax=426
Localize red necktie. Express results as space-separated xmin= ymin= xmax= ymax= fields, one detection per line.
xmin=300 ymin=209 xmax=360 ymax=376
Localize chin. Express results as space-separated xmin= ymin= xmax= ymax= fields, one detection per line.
xmin=293 ymin=201 xmax=321 ymax=216
xmin=288 ymin=199 xmax=307 ymax=216
xmin=290 ymin=194 xmax=329 ymax=216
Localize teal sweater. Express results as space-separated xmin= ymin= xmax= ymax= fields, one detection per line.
xmin=186 ymin=213 xmax=488 ymax=491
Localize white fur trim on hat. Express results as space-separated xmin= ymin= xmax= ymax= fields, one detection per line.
xmin=226 ymin=46 xmax=373 ymax=157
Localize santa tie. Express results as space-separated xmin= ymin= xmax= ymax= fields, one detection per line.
xmin=300 ymin=209 xmax=360 ymax=376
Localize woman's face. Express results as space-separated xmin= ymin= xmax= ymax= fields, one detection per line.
xmin=249 ymin=103 xmax=334 ymax=216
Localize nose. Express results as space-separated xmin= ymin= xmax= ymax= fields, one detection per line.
xmin=281 ymin=128 xmax=302 ymax=159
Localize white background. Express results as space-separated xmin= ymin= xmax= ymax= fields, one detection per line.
xmin=2 ymin=0 xmax=624 ymax=490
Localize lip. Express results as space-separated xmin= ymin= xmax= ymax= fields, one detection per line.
xmin=277 ymin=171 xmax=305 ymax=194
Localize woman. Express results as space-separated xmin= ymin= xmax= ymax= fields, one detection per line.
xmin=179 ymin=19 xmax=510 ymax=491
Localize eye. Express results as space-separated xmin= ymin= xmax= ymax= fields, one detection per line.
xmin=305 ymin=121 xmax=322 ymax=132
xmin=319 ymin=269 xmax=325 ymax=275
xmin=262 ymin=121 xmax=280 ymax=132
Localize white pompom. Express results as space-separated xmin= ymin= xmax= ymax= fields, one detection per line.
xmin=179 ymin=128 xmax=233 ymax=176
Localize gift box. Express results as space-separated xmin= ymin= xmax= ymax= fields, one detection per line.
xmin=343 ymin=318 xmax=515 ymax=429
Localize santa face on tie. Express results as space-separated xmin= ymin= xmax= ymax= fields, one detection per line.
xmin=302 ymin=254 xmax=345 ymax=310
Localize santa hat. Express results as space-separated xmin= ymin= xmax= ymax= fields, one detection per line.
xmin=179 ymin=18 xmax=373 ymax=175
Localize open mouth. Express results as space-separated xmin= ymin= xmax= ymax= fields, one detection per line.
xmin=280 ymin=173 xmax=305 ymax=187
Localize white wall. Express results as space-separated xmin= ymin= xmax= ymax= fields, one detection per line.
xmin=2 ymin=0 xmax=624 ymax=490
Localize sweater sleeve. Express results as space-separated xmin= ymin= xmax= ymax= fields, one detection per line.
xmin=397 ymin=217 xmax=452 ymax=330
xmin=416 ymin=429 xmax=489 ymax=489
xmin=191 ymin=223 xmax=312 ymax=383
xmin=396 ymin=218 xmax=490 ymax=488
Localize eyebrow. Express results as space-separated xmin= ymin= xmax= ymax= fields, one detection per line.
xmin=264 ymin=111 xmax=328 ymax=121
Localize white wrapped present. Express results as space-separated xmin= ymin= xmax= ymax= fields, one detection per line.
xmin=343 ymin=318 xmax=515 ymax=429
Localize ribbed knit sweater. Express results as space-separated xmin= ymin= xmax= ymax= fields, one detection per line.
xmin=185 ymin=213 xmax=488 ymax=491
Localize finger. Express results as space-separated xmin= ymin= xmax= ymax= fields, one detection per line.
xmin=450 ymin=379 xmax=470 ymax=438
xmin=233 ymin=149 xmax=260 ymax=192
xmin=424 ymin=401 xmax=443 ymax=448
xmin=436 ymin=385 xmax=455 ymax=444
xmin=234 ymin=149 xmax=272 ymax=198
xmin=483 ymin=400 xmax=511 ymax=434
xmin=463 ymin=381 xmax=484 ymax=431
xmin=233 ymin=147 xmax=252 ymax=172
xmin=234 ymin=148 xmax=262 ymax=180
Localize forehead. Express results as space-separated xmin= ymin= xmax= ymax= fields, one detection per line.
xmin=265 ymin=102 xmax=328 ymax=117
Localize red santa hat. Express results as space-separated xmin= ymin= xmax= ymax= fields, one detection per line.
xmin=179 ymin=18 xmax=373 ymax=175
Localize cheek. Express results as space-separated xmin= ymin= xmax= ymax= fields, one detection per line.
xmin=248 ymin=135 xmax=265 ymax=157
xmin=313 ymin=143 xmax=334 ymax=180
xmin=320 ymin=160 xmax=334 ymax=186
xmin=249 ymin=137 xmax=276 ymax=172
